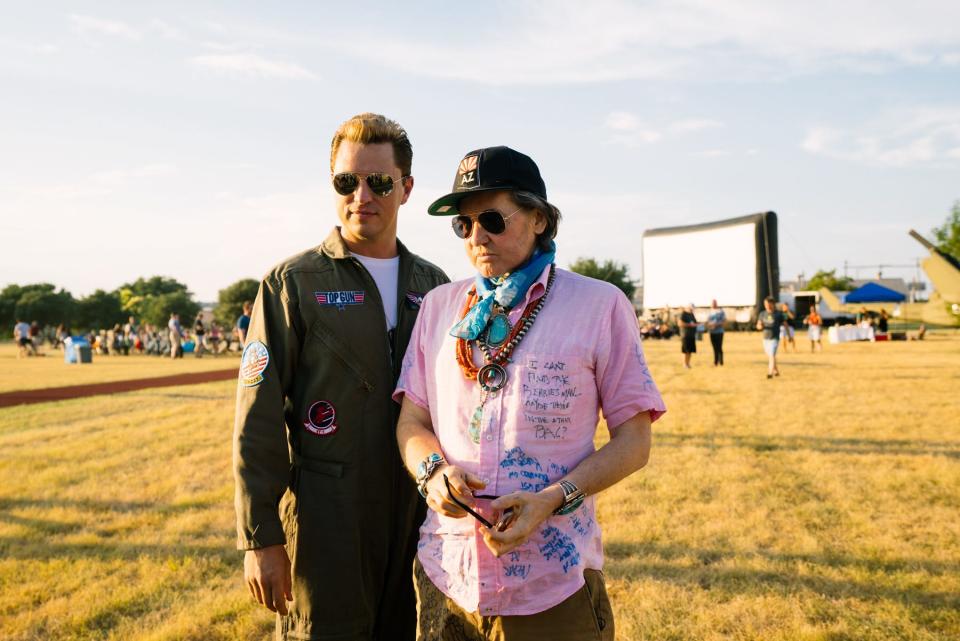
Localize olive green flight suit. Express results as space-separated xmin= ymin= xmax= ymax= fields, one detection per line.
xmin=234 ymin=227 xmax=449 ymax=641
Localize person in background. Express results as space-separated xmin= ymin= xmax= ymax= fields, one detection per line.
xmin=877 ymin=309 xmax=889 ymax=335
xmin=706 ymin=299 xmax=726 ymax=366
xmin=757 ymin=297 xmax=784 ymax=379
xmin=194 ymin=313 xmax=207 ymax=358
xmin=168 ymin=312 xmax=183 ymax=359
xmin=209 ymin=321 xmax=222 ymax=355
xmin=779 ymin=302 xmax=796 ymax=353
xmin=236 ymin=301 xmax=252 ymax=347
xmin=803 ymin=305 xmax=824 ymax=353
xmin=679 ymin=303 xmax=698 ymax=369
xmin=14 ymin=318 xmax=34 ymax=358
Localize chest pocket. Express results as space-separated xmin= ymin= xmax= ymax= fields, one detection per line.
xmin=513 ymin=352 xmax=589 ymax=440
xmin=303 ymin=319 xmax=375 ymax=392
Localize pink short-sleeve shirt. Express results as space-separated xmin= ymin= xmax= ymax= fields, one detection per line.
xmin=394 ymin=266 xmax=665 ymax=616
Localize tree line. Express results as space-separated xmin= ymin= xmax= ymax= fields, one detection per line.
xmin=1 ymin=276 xmax=260 ymax=334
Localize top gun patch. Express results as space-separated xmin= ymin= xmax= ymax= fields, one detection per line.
xmin=240 ymin=340 xmax=269 ymax=387
xmin=315 ymin=290 xmax=365 ymax=310
xmin=405 ymin=291 xmax=425 ymax=309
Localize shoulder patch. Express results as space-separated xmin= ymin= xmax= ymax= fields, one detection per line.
xmin=240 ymin=341 xmax=270 ymax=387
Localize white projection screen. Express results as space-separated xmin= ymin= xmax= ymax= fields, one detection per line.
xmin=642 ymin=212 xmax=779 ymax=310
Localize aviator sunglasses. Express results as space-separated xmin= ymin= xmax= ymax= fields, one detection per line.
xmin=451 ymin=206 xmax=523 ymax=239
xmin=332 ymin=172 xmax=407 ymax=197
xmin=443 ymin=474 xmax=517 ymax=531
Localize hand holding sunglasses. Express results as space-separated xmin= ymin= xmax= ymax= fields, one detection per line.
xmin=332 ymin=171 xmax=408 ymax=197
xmin=451 ymin=206 xmax=523 ymax=239
xmin=443 ymin=474 xmax=516 ymax=531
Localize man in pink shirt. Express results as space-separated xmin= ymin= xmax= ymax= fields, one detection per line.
xmin=394 ymin=146 xmax=666 ymax=640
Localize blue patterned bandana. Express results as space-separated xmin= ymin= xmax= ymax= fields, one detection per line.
xmin=449 ymin=242 xmax=556 ymax=340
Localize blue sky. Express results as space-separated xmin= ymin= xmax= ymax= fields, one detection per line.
xmin=1 ymin=1 xmax=958 ymax=302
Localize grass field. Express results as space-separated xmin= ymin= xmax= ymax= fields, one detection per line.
xmin=0 ymin=332 xmax=958 ymax=640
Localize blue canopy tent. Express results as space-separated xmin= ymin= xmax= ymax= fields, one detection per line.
xmin=844 ymin=282 xmax=906 ymax=303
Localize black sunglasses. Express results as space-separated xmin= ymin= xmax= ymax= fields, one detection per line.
xmin=332 ymin=172 xmax=407 ymax=197
xmin=451 ymin=206 xmax=523 ymax=239
xmin=443 ymin=474 xmax=516 ymax=531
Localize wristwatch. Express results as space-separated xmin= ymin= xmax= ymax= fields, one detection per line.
xmin=553 ymin=480 xmax=586 ymax=515
xmin=416 ymin=452 xmax=446 ymax=498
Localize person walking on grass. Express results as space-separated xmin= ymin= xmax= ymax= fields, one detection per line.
xmin=804 ymin=306 xmax=823 ymax=353
xmin=706 ymin=299 xmax=726 ymax=366
xmin=233 ymin=113 xmax=448 ymax=641
xmin=679 ymin=303 xmax=698 ymax=369
xmin=14 ymin=318 xmax=35 ymax=358
xmin=167 ymin=313 xmax=183 ymax=359
xmin=757 ymin=296 xmax=784 ymax=379
xmin=779 ymin=302 xmax=797 ymax=353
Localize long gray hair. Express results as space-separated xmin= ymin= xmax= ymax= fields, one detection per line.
xmin=510 ymin=190 xmax=562 ymax=252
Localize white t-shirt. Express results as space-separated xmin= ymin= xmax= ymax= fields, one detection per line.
xmin=14 ymin=322 xmax=30 ymax=340
xmin=353 ymin=253 xmax=400 ymax=330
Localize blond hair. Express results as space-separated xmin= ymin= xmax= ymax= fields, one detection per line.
xmin=329 ymin=112 xmax=413 ymax=176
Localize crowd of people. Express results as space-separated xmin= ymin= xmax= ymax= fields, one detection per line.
xmin=637 ymin=298 xmax=834 ymax=377
xmin=10 ymin=302 xmax=253 ymax=360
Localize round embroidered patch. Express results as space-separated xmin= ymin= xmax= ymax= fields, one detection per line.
xmin=304 ymin=400 xmax=338 ymax=436
xmin=239 ymin=341 xmax=269 ymax=387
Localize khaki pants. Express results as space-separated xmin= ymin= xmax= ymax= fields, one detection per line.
xmin=414 ymin=558 xmax=614 ymax=641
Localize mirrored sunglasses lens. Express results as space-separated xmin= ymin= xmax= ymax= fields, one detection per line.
xmin=366 ymin=173 xmax=395 ymax=196
xmin=332 ymin=173 xmax=359 ymax=195
xmin=478 ymin=210 xmax=506 ymax=234
xmin=452 ymin=216 xmax=471 ymax=239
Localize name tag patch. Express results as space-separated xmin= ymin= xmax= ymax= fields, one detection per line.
xmin=304 ymin=400 xmax=338 ymax=437
xmin=239 ymin=341 xmax=269 ymax=387
xmin=315 ymin=290 xmax=365 ymax=310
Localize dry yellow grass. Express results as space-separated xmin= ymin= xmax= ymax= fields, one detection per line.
xmin=0 ymin=332 xmax=958 ymax=640
xmin=0 ymin=343 xmax=239 ymax=393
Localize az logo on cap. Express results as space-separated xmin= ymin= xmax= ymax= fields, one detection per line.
xmin=458 ymin=155 xmax=478 ymax=187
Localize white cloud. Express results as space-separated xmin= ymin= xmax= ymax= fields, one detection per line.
xmin=191 ymin=52 xmax=317 ymax=80
xmin=70 ymin=14 xmax=141 ymax=41
xmin=801 ymin=108 xmax=960 ymax=167
xmin=604 ymin=112 xmax=723 ymax=147
xmin=151 ymin=19 xmax=183 ymax=40
xmin=92 ymin=163 xmax=178 ymax=185
xmin=323 ymin=0 xmax=960 ymax=85
xmin=692 ymin=149 xmax=732 ymax=157
xmin=606 ymin=112 xmax=640 ymax=131
xmin=670 ymin=119 xmax=723 ymax=133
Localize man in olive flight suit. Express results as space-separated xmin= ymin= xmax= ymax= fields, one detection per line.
xmin=234 ymin=113 xmax=448 ymax=641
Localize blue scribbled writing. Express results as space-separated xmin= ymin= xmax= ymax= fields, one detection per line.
xmin=539 ymin=526 xmax=580 ymax=574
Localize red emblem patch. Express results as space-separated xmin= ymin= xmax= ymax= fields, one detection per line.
xmin=304 ymin=400 xmax=338 ymax=436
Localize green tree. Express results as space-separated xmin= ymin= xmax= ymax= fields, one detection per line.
xmin=13 ymin=285 xmax=77 ymax=328
xmin=931 ymin=200 xmax=960 ymax=261
xmin=77 ymin=289 xmax=125 ymax=331
xmin=214 ymin=278 xmax=259 ymax=329
xmin=116 ymin=276 xmax=193 ymax=319
xmin=568 ymin=257 xmax=635 ymax=299
xmin=140 ymin=291 xmax=200 ymax=327
xmin=0 ymin=284 xmax=24 ymax=331
xmin=806 ymin=269 xmax=854 ymax=292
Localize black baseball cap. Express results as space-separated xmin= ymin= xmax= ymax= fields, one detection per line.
xmin=427 ymin=146 xmax=547 ymax=216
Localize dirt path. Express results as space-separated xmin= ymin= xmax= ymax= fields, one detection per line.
xmin=0 ymin=368 xmax=238 ymax=408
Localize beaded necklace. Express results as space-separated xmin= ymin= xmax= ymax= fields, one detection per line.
xmin=455 ymin=264 xmax=556 ymax=443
